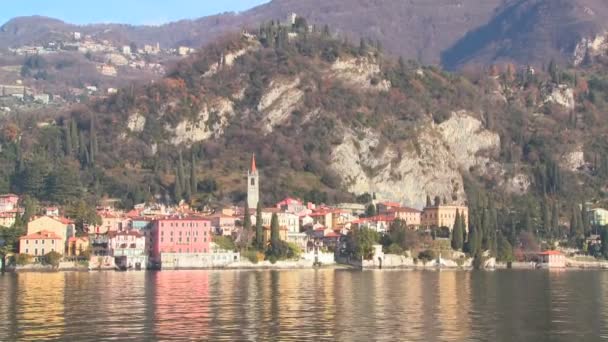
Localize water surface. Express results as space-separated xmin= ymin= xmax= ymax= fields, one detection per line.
xmin=0 ymin=269 xmax=606 ymax=341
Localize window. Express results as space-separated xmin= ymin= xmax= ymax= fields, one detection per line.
xmin=41 ymin=248 xmax=45 ymax=255
xmin=161 ymin=238 xmax=164 ymax=243
xmin=251 ymin=178 xmax=255 ymax=186
xmin=170 ymin=238 xmax=173 ymax=242
xmin=25 ymin=248 xmax=28 ymax=254
xmin=35 ymin=240 xmax=38 ymax=244
xmin=35 ymin=248 xmax=38 ymax=255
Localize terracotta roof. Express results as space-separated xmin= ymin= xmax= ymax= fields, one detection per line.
xmin=324 ymin=232 xmax=341 ymax=238
xmin=389 ymin=207 xmax=422 ymax=213
xmin=20 ymin=230 xmax=62 ymax=240
xmin=539 ymin=250 xmax=563 ymax=256
xmin=108 ymin=230 xmax=144 ymax=238
xmin=0 ymin=194 xmax=18 ymax=198
xmin=380 ymin=201 xmax=402 ymax=207
xmin=68 ymin=236 xmax=89 ymax=242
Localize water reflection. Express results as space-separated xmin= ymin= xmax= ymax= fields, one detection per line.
xmin=16 ymin=273 xmax=65 ymax=341
xmin=0 ymin=270 xmax=607 ymax=341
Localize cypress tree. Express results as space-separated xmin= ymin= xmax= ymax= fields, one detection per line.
xmin=243 ymin=205 xmax=252 ymax=231
xmin=90 ymin=115 xmax=98 ymax=165
xmin=581 ymin=201 xmax=590 ymax=235
xmin=451 ymin=210 xmax=463 ymax=251
xmin=70 ymin=119 xmax=79 ymax=154
xmin=178 ymin=150 xmax=186 ymax=191
xmin=173 ymin=167 xmax=182 ymax=203
xmin=426 ymin=195 xmax=432 ymax=207
xmin=270 ymin=213 xmax=280 ymax=253
xmin=190 ymin=151 xmax=197 ymax=195
xmin=78 ymin=131 xmax=89 ymax=165
xmin=64 ymin=121 xmax=73 ymax=156
xmin=256 ymin=201 xmax=264 ymax=251
xmin=601 ymin=227 xmax=608 ymax=259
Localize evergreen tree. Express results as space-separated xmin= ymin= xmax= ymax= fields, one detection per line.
xmin=497 ymin=232 xmax=514 ymax=262
xmin=173 ymin=167 xmax=182 ymax=202
xmin=90 ymin=116 xmax=98 ymax=165
xmin=256 ymin=201 xmax=264 ymax=251
xmin=426 ymin=195 xmax=432 ymax=207
xmin=551 ymin=201 xmax=560 ymax=238
xmin=451 ymin=210 xmax=463 ymax=251
xmin=243 ymin=205 xmax=252 ymax=231
xmin=434 ymin=196 xmax=441 ymax=206
xmin=64 ymin=122 xmax=72 ymax=156
xmin=78 ymin=131 xmax=90 ymax=166
xmin=270 ymin=213 xmax=280 ymax=253
xmin=178 ymin=150 xmax=186 ymax=192
xmin=365 ymin=203 xmax=377 ymax=217
xmin=70 ymin=119 xmax=79 ymax=154
xmin=190 ymin=151 xmax=197 ymax=195
xmin=581 ymin=201 xmax=590 ymax=235
xmin=601 ymin=227 xmax=608 ymax=259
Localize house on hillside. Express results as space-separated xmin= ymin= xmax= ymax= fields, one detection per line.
xmin=19 ymin=231 xmax=63 ymax=257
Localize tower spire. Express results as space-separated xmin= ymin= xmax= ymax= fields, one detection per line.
xmin=250 ymin=153 xmax=257 ymax=174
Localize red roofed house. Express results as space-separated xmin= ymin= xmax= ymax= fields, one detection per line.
xmin=150 ymin=217 xmax=213 ymax=263
xmin=109 ymin=230 xmax=147 ymax=269
xmin=387 ymin=207 xmax=422 ymax=227
xmin=26 ymin=216 xmax=76 ymax=254
xmin=207 ymin=213 xmax=237 ymax=236
xmin=66 ymin=236 xmax=89 ymax=257
xmin=0 ymin=194 xmax=19 ymax=212
xmin=377 ymin=202 xmax=403 ymax=214
xmin=276 ymin=197 xmax=306 ymax=214
xmin=537 ymin=250 xmax=566 ymax=268
xmin=19 ymin=230 xmax=63 ymax=256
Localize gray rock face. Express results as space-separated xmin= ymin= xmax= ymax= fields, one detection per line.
xmin=331 ymin=111 xmax=500 ymax=208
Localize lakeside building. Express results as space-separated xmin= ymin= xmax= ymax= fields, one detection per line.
xmin=19 ymin=231 xmax=63 ymax=257
xmin=150 ymin=217 xmax=213 ymax=266
xmin=589 ymin=208 xmax=608 ymax=227
xmin=0 ymin=194 xmax=19 ymax=212
xmin=108 ymin=230 xmax=147 ymax=270
xmin=66 ymin=237 xmax=89 ymax=257
xmin=27 ymin=216 xmax=75 ymax=253
xmin=537 ymin=250 xmax=566 ymax=268
xmin=421 ymin=205 xmax=469 ymax=230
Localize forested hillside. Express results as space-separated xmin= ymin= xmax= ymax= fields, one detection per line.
xmin=1 ymin=18 xmax=608 ymax=245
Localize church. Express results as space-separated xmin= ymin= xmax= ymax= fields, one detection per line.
xmin=247 ymin=154 xmax=259 ymax=210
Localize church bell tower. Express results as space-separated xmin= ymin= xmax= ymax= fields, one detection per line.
xmin=247 ymin=154 xmax=259 ymax=210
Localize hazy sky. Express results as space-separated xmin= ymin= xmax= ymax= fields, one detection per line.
xmin=0 ymin=0 xmax=270 ymax=26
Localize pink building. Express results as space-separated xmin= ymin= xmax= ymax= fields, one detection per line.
xmin=150 ymin=217 xmax=212 ymax=261
xmin=0 ymin=194 xmax=19 ymax=212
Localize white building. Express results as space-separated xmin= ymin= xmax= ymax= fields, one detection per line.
xmin=108 ymin=231 xmax=147 ymax=270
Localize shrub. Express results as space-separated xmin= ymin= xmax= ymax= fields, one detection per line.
xmin=213 ymin=235 xmax=236 ymax=251
xmin=43 ymin=251 xmax=62 ymax=268
xmin=242 ymin=250 xmax=259 ymax=264
xmin=14 ymin=254 xmax=33 ymax=266
xmin=387 ymin=243 xmax=404 ymax=255
xmin=418 ymin=249 xmax=436 ymax=262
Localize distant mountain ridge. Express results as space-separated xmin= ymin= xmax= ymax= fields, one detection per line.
xmin=3 ymin=0 xmax=608 ymax=68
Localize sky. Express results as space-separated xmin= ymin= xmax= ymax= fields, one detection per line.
xmin=0 ymin=0 xmax=270 ymax=26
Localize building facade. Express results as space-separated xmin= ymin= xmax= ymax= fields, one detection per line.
xmin=421 ymin=205 xmax=469 ymax=230
xmin=19 ymin=231 xmax=63 ymax=256
xmin=150 ymin=218 xmax=212 ymax=263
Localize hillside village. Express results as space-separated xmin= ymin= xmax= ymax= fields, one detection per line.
xmin=0 ymin=29 xmax=196 ymax=114
xmin=1 ymin=153 xmax=608 ymax=272
xmin=1 ymin=13 xmax=608 ymax=272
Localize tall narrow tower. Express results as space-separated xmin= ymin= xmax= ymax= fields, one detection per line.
xmin=247 ymin=154 xmax=259 ymax=210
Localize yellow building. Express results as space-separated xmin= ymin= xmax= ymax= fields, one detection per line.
xmin=19 ymin=230 xmax=63 ymax=256
xmin=26 ymin=216 xmax=74 ymax=253
xmin=66 ymin=237 xmax=89 ymax=256
xmin=421 ymin=205 xmax=469 ymax=230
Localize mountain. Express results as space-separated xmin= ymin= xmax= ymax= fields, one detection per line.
xmin=2 ymin=22 xmax=608 ymax=220
xmin=5 ymin=0 xmax=608 ymax=69
xmin=442 ymin=0 xmax=608 ymax=69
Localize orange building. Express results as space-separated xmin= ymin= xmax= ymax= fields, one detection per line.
xmin=19 ymin=230 xmax=63 ymax=256
xmin=421 ymin=205 xmax=469 ymax=230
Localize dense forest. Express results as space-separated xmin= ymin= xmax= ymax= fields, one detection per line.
xmin=1 ymin=18 xmax=608 ymax=251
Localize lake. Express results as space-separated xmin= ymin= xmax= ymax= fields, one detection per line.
xmin=0 ymin=269 xmax=607 ymax=341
